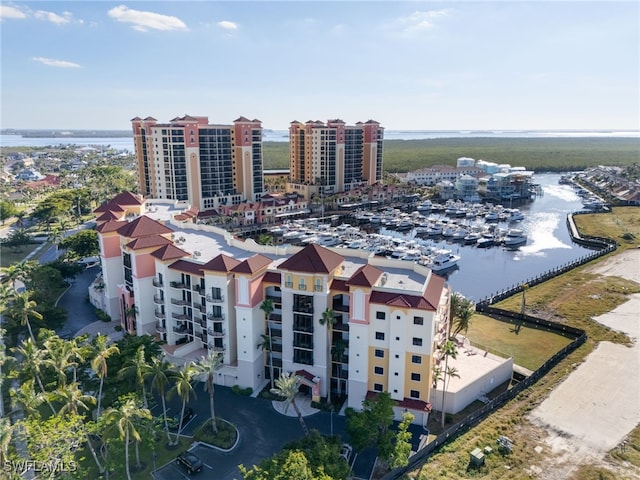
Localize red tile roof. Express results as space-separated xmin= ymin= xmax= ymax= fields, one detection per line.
xmin=365 ymin=391 xmax=431 ymax=412
xmin=126 ymin=235 xmax=172 ymax=250
xmin=151 ymin=244 xmax=189 ymax=261
xmin=424 ymin=274 xmax=446 ymax=309
xmin=94 ymin=203 xmax=125 ymax=213
xmin=96 ymin=211 xmax=121 ymax=222
xmin=263 ymin=271 xmax=281 ymax=284
xmin=330 ymin=279 xmax=349 ymax=292
xmin=109 ymin=191 xmax=144 ymax=206
xmin=278 ymin=244 xmax=343 ymax=274
xmin=96 ymin=220 xmax=128 ymax=233
xmin=169 ymin=259 xmax=205 ymax=275
xmin=295 ymin=370 xmax=317 ymax=382
xmin=117 ymin=215 xmax=174 ymax=238
xmin=231 ymin=254 xmax=272 ymax=274
xmin=369 ymin=291 xmax=438 ymax=311
xmin=201 ymin=254 xmax=241 ymax=273
xmin=347 ymin=264 xmax=382 ymax=288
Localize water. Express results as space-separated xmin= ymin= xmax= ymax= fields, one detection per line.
xmin=2 ymin=129 xmax=638 ymax=150
xmin=374 ymin=173 xmax=592 ymax=301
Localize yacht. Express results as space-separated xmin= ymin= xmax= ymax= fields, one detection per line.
xmin=424 ymin=252 xmax=461 ymax=273
xmin=503 ymin=229 xmax=527 ymax=247
xmin=507 ymin=209 xmax=525 ymax=222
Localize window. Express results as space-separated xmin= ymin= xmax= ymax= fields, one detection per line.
xmin=410 ymin=390 xmax=420 ymax=399
xmin=411 ymin=355 xmax=422 ymax=364
xmin=374 ymin=383 xmax=384 ymax=392
xmin=414 ymin=316 xmax=424 ymax=325
xmin=374 ymin=366 xmax=384 ymax=375
xmin=411 ymin=373 xmax=421 ymax=381
xmin=285 ymin=275 xmax=292 ymax=288
xmin=299 ymin=278 xmax=306 ymax=290
xmin=374 ymin=349 xmax=384 ymax=358
xmin=376 ymin=311 xmax=385 ymax=320
xmin=375 ymin=332 xmax=385 ymax=341
xmin=315 ymin=278 xmax=322 ymax=291
xmin=412 ymin=337 xmax=423 ymax=346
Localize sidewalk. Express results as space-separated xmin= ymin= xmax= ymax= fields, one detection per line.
xmin=74 ymin=319 xmax=124 ymax=342
xmin=271 ymin=393 xmax=319 ymax=417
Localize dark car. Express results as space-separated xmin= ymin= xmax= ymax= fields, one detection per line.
xmin=172 ymin=407 xmax=194 ymax=427
xmin=176 ymin=450 xmax=204 ymax=474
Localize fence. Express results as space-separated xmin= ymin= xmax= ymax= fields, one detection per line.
xmin=382 ymin=211 xmax=613 ymax=480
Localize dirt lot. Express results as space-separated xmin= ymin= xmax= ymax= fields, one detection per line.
xmin=527 ymin=249 xmax=640 ymax=480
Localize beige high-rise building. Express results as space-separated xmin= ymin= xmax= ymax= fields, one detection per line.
xmin=288 ymin=119 xmax=384 ymax=198
xmin=131 ymin=115 xmax=264 ymax=211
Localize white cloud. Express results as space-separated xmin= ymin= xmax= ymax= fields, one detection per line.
xmin=0 ymin=5 xmax=27 ymax=20
xmin=217 ymin=20 xmax=238 ymax=31
xmin=108 ymin=5 xmax=188 ymax=32
xmin=32 ymin=57 xmax=81 ymax=68
xmin=390 ymin=10 xmax=451 ymax=36
xmin=35 ymin=10 xmax=72 ymax=25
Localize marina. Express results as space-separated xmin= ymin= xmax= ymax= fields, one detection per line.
xmin=265 ymin=173 xmax=597 ymax=301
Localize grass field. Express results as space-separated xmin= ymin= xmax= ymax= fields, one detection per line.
xmin=262 ymin=137 xmax=640 ymax=172
xmin=0 ymin=243 xmax=40 ymax=268
xmin=409 ymin=209 xmax=640 ymax=480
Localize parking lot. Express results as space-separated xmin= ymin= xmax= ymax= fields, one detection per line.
xmin=153 ymin=444 xmax=216 ymax=480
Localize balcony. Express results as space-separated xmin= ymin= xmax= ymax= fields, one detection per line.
xmin=153 ymin=278 xmax=163 ymax=288
xmin=193 ymin=304 xmax=207 ymax=314
xmin=293 ymin=341 xmax=313 ymax=350
xmin=332 ymin=302 xmax=350 ymax=313
xmin=197 ymin=317 xmax=208 ymax=328
xmin=207 ymin=312 xmax=225 ymax=321
xmin=171 ymin=312 xmax=190 ymax=321
xmin=298 ymin=284 xmax=307 ymax=290
xmin=293 ymin=324 xmax=314 ymax=333
xmin=173 ymin=325 xmax=193 ymax=335
xmin=192 ymin=285 xmax=204 ymax=294
xmin=170 ymin=298 xmax=190 ymax=306
xmin=154 ymin=310 xmax=165 ymax=319
xmin=206 ymin=294 xmax=225 ymax=303
xmin=153 ymin=295 xmax=164 ymax=305
xmin=314 ymin=285 xmax=323 ymax=292
xmin=207 ymin=328 xmax=225 ymax=337
xmin=155 ymin=322 xmax=166 ymax=333
xmin=208 ymin=342 xmax=225 ymax=352
xmin=285 ymin=282 xmax=293 ymax=288
xmin=334 ymin=322 xmax=349 ymax=332
xmin=265 ymin=295 xmax=282 ymax=303
xmin=170 ymin=281 xmax=188 ymax=289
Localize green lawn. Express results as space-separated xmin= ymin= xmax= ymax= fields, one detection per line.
xmin=0 ymin=243 xmax=41 ymax=268
xmin=465 ymin=314 xmax=574 ymax=371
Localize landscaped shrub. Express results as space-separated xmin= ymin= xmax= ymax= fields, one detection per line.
xmin=95 ymin=309 xmax=111 ymax=322
xmin=231 ymin=385 xmax=252 ymax=396
xmin=194 ymin=419 xmax=237 ymax=449
xmin=114 ymin=325 xmax=122 ymax=332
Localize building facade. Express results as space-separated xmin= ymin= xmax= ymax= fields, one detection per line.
xmin=91 ymin=193 xmax=451 ymax=425
xmin=288 ymin=119 xmax=384 ymax=199
xmin=131 ymin=115 xmax=264 ymax=211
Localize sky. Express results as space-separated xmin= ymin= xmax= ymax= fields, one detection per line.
xmin=1 ymin=1 xmax=638 ymax=131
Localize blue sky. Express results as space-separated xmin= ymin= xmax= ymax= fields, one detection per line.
xmin=1 ymin=1 xmax=638 ymax=131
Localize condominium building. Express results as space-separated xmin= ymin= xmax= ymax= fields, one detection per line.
xmin=288 ymin=119 xmax=384 ymax=199
xmin=131 ymin=115 xmax=264 ymax=211
xmin=90 ymin=192 xmax=451 ymax=425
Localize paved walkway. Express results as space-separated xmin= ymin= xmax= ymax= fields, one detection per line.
xmin=271 ymin=393 xmax=320 ymax=417
xmin=74 ymin=319 xmax=124 ymax=342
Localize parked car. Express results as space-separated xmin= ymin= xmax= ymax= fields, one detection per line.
xmin=340 ymin=443 xmax=353 ymax=463
xmin=170 ymin=407 xmax=194 ymax=429
xmin=176 ymin=450 xmax=204 ymax=474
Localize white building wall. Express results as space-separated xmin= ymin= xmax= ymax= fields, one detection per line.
xmin=235 ymin=304 xmax=262 ymax=390
xmin=387 ymin=308 xmax=406 ymax=401
xmin=101 ymin=255 xmax=123 ymax=319
xmin=347 ymin=322 xmax=369 ymax=411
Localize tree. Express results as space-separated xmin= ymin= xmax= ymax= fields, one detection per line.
xmin=10 ymin=379 xmax=44 ymax=417
xmin=259 ymin=298 xmax=275 ymax=389
xmin=11 ymin=338 xmax=56 ymax=414
xmin=318 ymin=308 xmax=336 ymax=404
xmin=439 ymin=340 xmax=459 ymax=429
xmin=2 ymin=229 xmax=31 ymax=252
xmin=3 ymin=260 xmax=37 ymax=290
xmin=450 ymin=292 xmax=475 ymax=337
xmin=8 ymin=291 xmax=42 ymax=344
xmin=91 ymin=334 xmax=120 ymax=418
xmin=104 ymin=396 xmax=152 ymax=480
xmin=60 ymin=229 xmax=99 ymax=259
xmin=240 ymin=449 xmax=333 ymax=480
xmin=331 ymin=339 xmax=347 ymax=397
xmin=346 ymin=391 xmax=394 ymax=457
xmin=118 ymin=345 xmax=149 ymax=408
xmin=389 ymin=412 xmax=414 ymax=469
xmin=271 ymin=372 xmax=309 ymax=436
xmin=0 ymin=417 xmax=13 ymax=465
xmin=168 ymin=362 xmax=197 ymax=445
xmin=44 ymin=335 xmax=87 ymax=386
xmin=193 ymin=351 xmax=223 ymax=433
xmin=50 ymin=381 xmax=96 ymax=417
xmin=144 ymin=356 xmax=175 ymax=443
xmin=0 ymin=200 xmax=18 ymax=225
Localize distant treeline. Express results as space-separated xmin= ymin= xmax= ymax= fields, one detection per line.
xmin=264 ymin=137 xmax=640 ymax=173
xmin=1 ymin=129 xmax=131 ymax=138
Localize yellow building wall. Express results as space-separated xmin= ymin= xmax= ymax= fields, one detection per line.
xmin=368 ymin=346 xmax=389 ymax=391
xmin=404 ymin=353 xmax=432 ymax=402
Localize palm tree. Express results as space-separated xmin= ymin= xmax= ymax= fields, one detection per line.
xmin=50 ymin=381 xmax=96 ymax=417
xmin=319 ymin=307 xmax=336 ymax=404
xmin=119 ymin=345 xmax=149 ymax=408
xmin=105 ymin=397 xmax=152 ymax=480
xmin=10 ymin=379 xmax=44 ymax=417
xmin=9 ymin=290 xmax=42 ymax=342
xmin=451 ymin=293 xmax=475 ymax=337
xmin=0 ymin=417 xmax=13 ymax=465
xmin=123 ymin=305 xmax=138 ymax=334
xmin=271 ymin=372 xmax=309 ymax=436
xmin=44 ymin=335 xmax=87 ymax=387
xmin=91 ymin=334 xmax=120 ymax=418
xmin=144 ymin=356 xmax=175 ymax=443
xmin=12 ymin=338 xmax=56 ymax=414
xmin=168 ymin=362 xmax=197 ymax=445
xmin=3 ymin=260 xmax=35 ymax=291
xmin=439 ymin=340 xmax=459 ymax=429
xmin=259 ymin=299 xmax=275 ymax=389
xmin=193 ymin=351 xmax=223 ymax=433
xmin=331 ymin=339 xmax=347 ymax=397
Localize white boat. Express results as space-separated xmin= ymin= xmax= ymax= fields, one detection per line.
xmin=503 ymin=229 xmax=527 ymax=247
xmin=425 ymin=252 xmax=461 ymax=273
xmin=314 ymin=233 xmax=341 ymax=247
xmin=507 ymin=209 xmax=525 ymax=222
